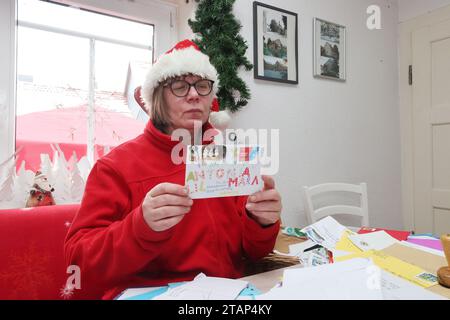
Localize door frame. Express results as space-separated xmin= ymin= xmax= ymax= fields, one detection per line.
xmin=399 ymin=5 xmax=450 ymax=231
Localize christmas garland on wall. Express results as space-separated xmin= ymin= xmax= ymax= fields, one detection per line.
xmin=188 ymin=0 xmax=253 ymax=113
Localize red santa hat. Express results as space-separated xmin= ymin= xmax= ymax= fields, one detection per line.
xmin=141 ymin=39 xmax=230 ymax=129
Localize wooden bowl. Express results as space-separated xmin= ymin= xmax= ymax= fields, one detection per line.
xmin=437 ymin=267 xmax=450 ymax=288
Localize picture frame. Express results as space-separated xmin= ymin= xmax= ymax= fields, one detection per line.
xmin=313 ymin=18 xmax=346 ymax=81
xmin=253 ymin=1 xmax=298 ymax=84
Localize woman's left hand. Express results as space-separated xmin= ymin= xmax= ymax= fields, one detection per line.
xmin=245 ymin=175 xmax=282 ymax=227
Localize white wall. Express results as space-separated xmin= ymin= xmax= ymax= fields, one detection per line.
xmin=0 ymin=0 xmax=16 ymax=164
xmin=176 ymin=0 xmax=196 ymax=40
xmin=398 ymin=0 xmax=450 ymax=22
xmin=178 ymin=0 xmax=402 ymax=229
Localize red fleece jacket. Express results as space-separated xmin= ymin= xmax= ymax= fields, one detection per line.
xmin=64 ymin=120 xmax=280 ymax=299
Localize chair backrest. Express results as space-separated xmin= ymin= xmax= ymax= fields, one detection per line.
xmin=0 ymin=204 xmax=102 ymax=300
xmin=302 ymin=182 xmax=369 ymax=226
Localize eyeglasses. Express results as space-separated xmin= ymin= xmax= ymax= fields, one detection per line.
xmin=164 ymin=79 xmax=214 ymax=97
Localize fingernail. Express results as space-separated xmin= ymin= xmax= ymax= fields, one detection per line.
xmin=249 ymin=196 xmax=256 ymax=202
xmin=246 ymin=203 xmax=253 ymax=209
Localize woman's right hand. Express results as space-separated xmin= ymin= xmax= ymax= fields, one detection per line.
xmin=142 ymin=183 xmax=193 ymax=232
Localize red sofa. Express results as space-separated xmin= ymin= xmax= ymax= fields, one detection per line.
xmin=0 ymin=204 xmax=101 ymax=300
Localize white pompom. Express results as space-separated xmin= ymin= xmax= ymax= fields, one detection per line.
xmin=209 ymin=110 xmax=231 ymax=131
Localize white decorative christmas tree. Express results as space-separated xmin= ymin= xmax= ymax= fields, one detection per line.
xmin=0 ymin=156 xmax=16 ymax=204
xmin=12 ymin=161 xmax=34 ymax=207
xmin=0 ymin=145 xmax=93 ymax=209
xmin=51 ymin=148 xmax=72 ymax=204
xmin=77 ymin=156 xmax=92 ymax=183
xmin=40 ymin=153 xmax=54 ymax=186
xmin=67 ymin=151 xmax=78 ymax=172
xmin=70 ymin=164 xmax=85 ymax=203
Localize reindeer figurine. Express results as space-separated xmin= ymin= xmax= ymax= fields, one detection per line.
xmin=25 ymin=171 xmax=56 ymax=207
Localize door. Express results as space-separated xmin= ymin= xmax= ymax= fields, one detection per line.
xmin=412 ymin=19 xmax=450 ymax=235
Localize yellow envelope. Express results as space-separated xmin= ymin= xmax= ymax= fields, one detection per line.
xmin=335 ymin=250 xmax=438 ymax=288
xmin=335 ymin=230 xmax=363 ymax=254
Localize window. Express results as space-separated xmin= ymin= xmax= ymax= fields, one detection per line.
xmin=16 ymin=0 xmax=154 ymax=171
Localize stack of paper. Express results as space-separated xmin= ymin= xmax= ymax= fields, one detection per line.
xmin=379 ymin=269 xmax=445 ymax=300
xmin=274 ymin=217 xmax=356 ymax=265
xmin=117 ymin=273 xmax=250 ymax=300
xmin=335 ymin=250 xmax=439 ymax=288
xmin=299 ymin=216 xmax=363 ymax=260
xmin=268 ymin=218 xmax=447 ymax=300
xmin=301 ymin=216 xmax=348 ymax=250
xmin=356 ymin=228 xmax=444 ymax=257
xmin=254 ymin=257 xmax=445 ymax=300
xmin=297 ymin=245 xmax=333 ymax=267
xmin=400 ymin=241 xmax=445 ymax=257
xmin=406 ymin=234 xmax=443 ymax=251
xmin=154 ymin=273 xmax=248 ymax=300
xmin=256 ymin=258 xmax=383 ymax=300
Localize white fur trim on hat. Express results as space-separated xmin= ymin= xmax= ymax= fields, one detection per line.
xmin=141 ymin=45 xmax=219 ymax=108
xmin=209 ymin=110 xmax=231 ymax=131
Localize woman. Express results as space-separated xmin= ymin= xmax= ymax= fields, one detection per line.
xmin=64 ymin=40 xmax=282 ymax=299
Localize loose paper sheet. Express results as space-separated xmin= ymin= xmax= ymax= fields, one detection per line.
xmin=256 ymin=258 xmax=383 ymax=300
xmin=335 ymin=250 xmax=439 ymax=288
xmin=301 ymin=216 xmax=349 ymax=250
xmin=335 ymin=229 xmax=363 ymax=254
xmin=400 ymin=241 xmax=445 ymax=257
xmin=348 ymin=231 xmax=399 ymax=251
xmin=153 ymin=273 xmax=248 ymax=300
xmin=379 ymin=269 xmax=445 ymax=300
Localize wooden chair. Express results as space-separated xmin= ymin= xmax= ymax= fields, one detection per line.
xmin=302 ymin=182 xmax=369 ymax=226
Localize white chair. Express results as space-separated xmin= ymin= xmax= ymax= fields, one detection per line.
xmin=302 ymin=182 xmax=369 ymax=226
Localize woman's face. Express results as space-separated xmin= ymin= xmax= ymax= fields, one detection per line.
xmin=163 ymin=74 xmax=214 ymax=134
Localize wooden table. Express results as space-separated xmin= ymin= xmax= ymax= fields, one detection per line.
xmin=240 ymin=231 xmax=304 ymax=292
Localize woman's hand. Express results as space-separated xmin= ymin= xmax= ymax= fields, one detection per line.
xmin=142 ymin=183 xmax=193 ymax=232
xmin=245 ymin=176 xmax=282 ymax=227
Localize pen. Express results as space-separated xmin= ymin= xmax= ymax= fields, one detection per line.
xmin=304 ymin=244 xmax=322 ymax=252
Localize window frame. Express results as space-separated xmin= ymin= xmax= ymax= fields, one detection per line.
xmin=0 ymin=0 xmax=17 ymax=165
xmin=0 ymin=0 xmax=177 ymax=164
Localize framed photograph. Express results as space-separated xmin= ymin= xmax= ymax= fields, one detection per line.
xmin=313 ymin=18 xmax=346 ymax=81
xmin=253 ymin=1 xmax=298 ymax=84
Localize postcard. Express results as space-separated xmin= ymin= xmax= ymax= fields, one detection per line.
xmin=185 ymin=145 xmax=263 ymax=199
